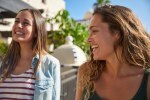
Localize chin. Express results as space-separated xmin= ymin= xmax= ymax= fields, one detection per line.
xmin=93 ymin=57 xmax=99 ymax=60
xmin=93 ymin=56 xmax=104 ymax=60
xmin=12 ymin=38 xmax=24 ymax=43
xmin=12 ymin=37 xmax=18 ymax=42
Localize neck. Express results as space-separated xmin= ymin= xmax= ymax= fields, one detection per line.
xmin=104 ymin=50 xmax=129 ymax=78
xmin=103 ymin=47 xmax=144 ymax=79
xmin=20 ymin=44 xmax=34 ymax=60
xmin=105 ymin=57 xmax=121 ymax=78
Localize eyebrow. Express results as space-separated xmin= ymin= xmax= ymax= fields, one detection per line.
xmin=15 ymin=18 xmax=19 ymax=20
xmin=88 ymin=26 xmax=97 ymax=30
xmin=15 ymin=18 xmax=32 ymax=22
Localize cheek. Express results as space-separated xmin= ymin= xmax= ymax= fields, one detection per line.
xmin=24 ymin=28 xmax=33 ymax=36
xmin=103 ymin=40 xmax=114 ymax=52
xmin=103 ymin=34 xmax=115 ymax=46
xmin=12 ymin=25 xmax=16 ymax=35
xmin=12 ymin=24 xmax=15 ymax=30
xmin=100 ymin=38 xmax=115 ymax=53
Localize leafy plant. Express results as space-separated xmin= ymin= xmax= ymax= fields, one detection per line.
xmin=47 ymin=10 xmax=89 ymax=55
xmin=93 ymin=0 xmax=110 ymax=9
xmin=0 ymin=40 xmax=8 ymax=57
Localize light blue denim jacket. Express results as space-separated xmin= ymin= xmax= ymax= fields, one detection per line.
xmin=31 ymin=54 xmax=60 ymax=100
xmin=0 ymin=53 xmax=60 ymax=100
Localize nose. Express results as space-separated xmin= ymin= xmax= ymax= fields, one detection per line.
xmin=16 ymin=22 xmax=23 ymax=28
xmin=87 ymin=35 xmax=92 ymax=44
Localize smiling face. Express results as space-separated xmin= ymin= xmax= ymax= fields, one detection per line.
xmin=12 ymin=10 xmax=36 ymax=44
xmin=88 ymin=14 xmax=117 ymax=60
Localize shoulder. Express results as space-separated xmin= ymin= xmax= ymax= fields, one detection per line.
xmin=78 ymin=62 xmax=89 ymax=75
xmin=76 ymin=62 xmax=90 ymax=100
xmin=77 ymin=61 xmax=91 ymax=82
xmin=40 ymin=53 xmax=60 ymax=69
xmin=41 ymin=53 xmax=59 ymax=64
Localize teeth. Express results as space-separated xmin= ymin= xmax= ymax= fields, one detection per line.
xmin=16 ymin=32 xmax=23 ymax=35
xmin=91 ymin=45 xmax=98 ymax=51
xmin=91 ymin=45 xmax=98 ymax=49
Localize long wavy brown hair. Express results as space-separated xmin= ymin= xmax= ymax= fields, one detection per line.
xmin=80 ymin=5 xmax=150 ymax=100
xmin=0 ymin=9 xmax=48 ymax=82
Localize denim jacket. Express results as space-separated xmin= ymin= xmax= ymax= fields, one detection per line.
xmin=0 ymin=53 xmax=60 ymax=100
xmin=32 ymin=54 xmax=60 ymax=100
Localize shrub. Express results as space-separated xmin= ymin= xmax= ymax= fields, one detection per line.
xmin=47 ymin=10 xmax=90 ymax=56
xmin=0 ymin=40 xmax=8 ymax=57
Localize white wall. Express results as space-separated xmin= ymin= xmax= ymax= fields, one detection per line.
xmin=0 ymin=0 xmax=65 ymax=31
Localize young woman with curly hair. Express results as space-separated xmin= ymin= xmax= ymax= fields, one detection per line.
xmin=76 ymin=5 xmax=150 ymax=100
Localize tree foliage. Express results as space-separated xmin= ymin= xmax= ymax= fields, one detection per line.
xmin=47 ymin=10 xmax=89 ymax=55
xmin=0 ymin=40 xmax=8 ymax=57
xmin=93 ymin=0 xmax=110 ymax=9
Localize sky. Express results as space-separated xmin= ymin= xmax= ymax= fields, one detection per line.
xmin=65 ymin=0 xmax=150 ymax=32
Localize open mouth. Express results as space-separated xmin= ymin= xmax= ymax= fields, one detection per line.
xmin=16 ymin=32 xmax=24 ymax=35
xmin=91 ymin=45 xmax=98 ymax=51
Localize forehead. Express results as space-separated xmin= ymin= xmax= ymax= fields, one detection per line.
xmin=91 ymin=14 xmax=102 ymax=23
xmin=89 ymin=14 xmax=106 ymax=29
xmin=16 ymin=10 xmax=33 ymax=21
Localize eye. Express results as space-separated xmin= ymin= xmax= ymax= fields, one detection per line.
xmin=14 ymin=20 xmax=19 ymax=23
xmin=22 ymin=22 xmax=30 ymax=26
xmin=91 ymin=30 xmax=99 ymax=35
xmin=92 ymin=30 xmax=98 ymax=33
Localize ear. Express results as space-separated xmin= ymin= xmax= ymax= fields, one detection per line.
xmin=112 ymin=31 xmax=121 ymax=46
xmin=114 ymin=30 xmax=120 ymax=40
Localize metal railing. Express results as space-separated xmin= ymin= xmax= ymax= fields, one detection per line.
xmin=61 ymin=67 xmax=78 ymax=100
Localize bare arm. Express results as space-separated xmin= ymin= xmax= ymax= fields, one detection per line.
xmin=75 ymin=67 xmax=84 ymax=100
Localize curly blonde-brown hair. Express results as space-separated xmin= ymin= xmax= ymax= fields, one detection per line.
xmin=79 ymin=5 xmax=150 ymax=100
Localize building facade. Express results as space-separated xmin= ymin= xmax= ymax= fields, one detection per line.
xmin=0 ymin=0 xmax=65 ymax=32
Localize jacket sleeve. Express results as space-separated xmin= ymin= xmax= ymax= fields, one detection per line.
xmin=52 ymin=59 xmax=61 ymax=100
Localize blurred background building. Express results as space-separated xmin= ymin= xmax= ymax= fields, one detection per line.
xmin=0 ymin=0 xmax=65 ymax=39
